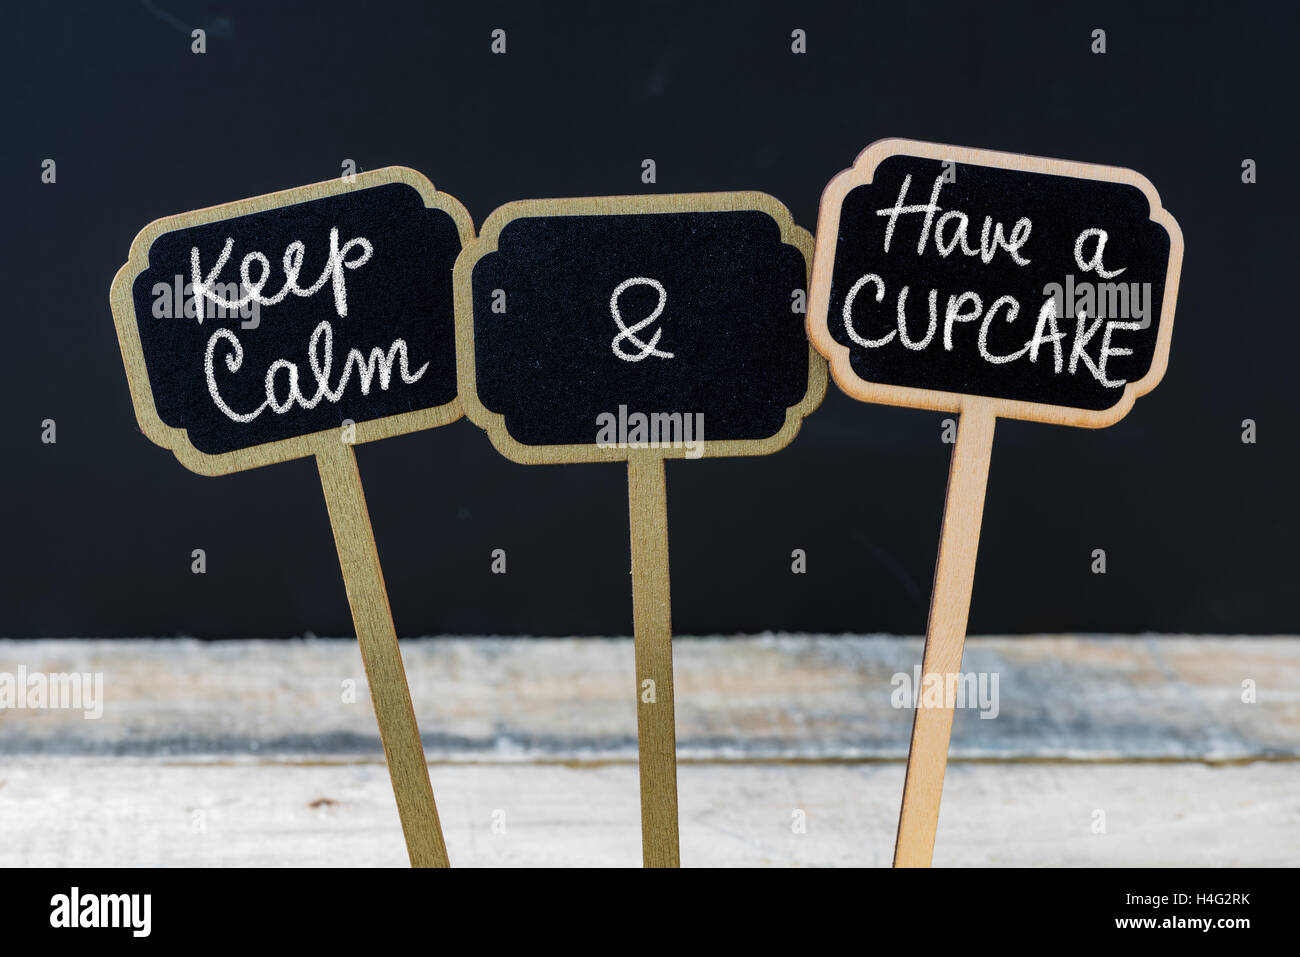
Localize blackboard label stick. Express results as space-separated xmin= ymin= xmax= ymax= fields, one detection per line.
xmin=456 ymin=192 xmax=825 ymax=866
xmin=893 ymin=404 xmax=995 ymax=868
xmin=627 ymin=453 xmax=681 ymax=868
xmin=809 ymin=139 xmax=1183 ymax=866
xmin=316 ymin=441 xmax=450 ymax=867
xmin=110 ymin=168 xmax=473 ymax=867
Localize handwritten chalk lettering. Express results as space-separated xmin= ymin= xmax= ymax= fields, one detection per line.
xmin=1073 ymin=228 xmax=1125 ymax=278
xmin=117 ymin=177 xmax=467 ymax=458
xmin=189 ymin=228 xmax=373 ymax=322
xmin=875 ymin=174 xmax=1032 ymax=266
xmin=464 ymin=204 xmax=814 ymax=451
xmin=843 ymin=274 xmax=1139 ymax=388
xmin=204 ymin=320 xmax=428 ymax=423
xmin=611 ymin=276 xmax=674 ymax=362
xmin=184 ymin=227 xmax=434 ymax=423
xmin=814 ymin=147 xmax=1179 ymax=417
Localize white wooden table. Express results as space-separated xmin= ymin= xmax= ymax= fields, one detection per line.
xmin=1 ymin=635 xmax=1296 ymax=866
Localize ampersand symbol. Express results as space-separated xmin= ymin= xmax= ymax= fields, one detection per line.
xmin=610 ymin=277 xmax=674 ymax=362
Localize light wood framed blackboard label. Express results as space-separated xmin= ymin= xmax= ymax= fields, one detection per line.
xmin=455 ymin=193 xmax=827 ymax=463
xmin=110 ymin=167 xmax=473 ymax=475
xmin=809 ymin=139 xmax=1183 ymax=428
xmin=808 ymin=139 xmax=1184 ymax=869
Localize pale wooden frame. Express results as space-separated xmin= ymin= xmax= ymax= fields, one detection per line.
xmin=807 ymin=138 xmax=1184 ymax=429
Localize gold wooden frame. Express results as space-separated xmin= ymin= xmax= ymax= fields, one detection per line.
xmin=110 ymin=166 xmax=474 ymax=476
xmin=454 ymin=191 xmax=827 ymax=464
xmin=107 ymin=167 xmax=475 ymax=868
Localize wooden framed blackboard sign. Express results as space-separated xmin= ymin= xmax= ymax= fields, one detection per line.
xmin=455 ymin=193 xmax=826 ymax=865
xmin=111 ymin=167 xmax=468 ymax=473
xmin=809 ymin=139 xmax=1180 ymax=426
xmin=807 ymin=139 xmax=1184 ymax=867
xmin=110 ymin=167 xmax=474 ymax=867
xmin=456 ymin=193 xmax=824 ymax=462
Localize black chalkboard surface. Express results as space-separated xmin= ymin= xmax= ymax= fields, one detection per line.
xmin=456 ymin=193 xmax=825 ymax=462
xmin=810 ymin=140 xmax=1183 ymax=426
xmin=111 ymin=168 xmax=472 ymax=472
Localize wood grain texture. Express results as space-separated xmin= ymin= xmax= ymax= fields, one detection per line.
xmin=627 ymin=454 xmax=680 ymax=867
xmin=3 ymin=758 xmax=1295 ymax=868
xmin=894 ymin=405 xmax=996 ymax=868
xmin=6 ymin=635 xmax=1295 ymax=761
xmin=2 ymin=636 xmax=1293 ymax=866
xmin=316 ymin=443 xmax=448 ymax=867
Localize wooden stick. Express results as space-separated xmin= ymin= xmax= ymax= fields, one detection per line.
xmin=627 ymin=454 xmax=681 ymax=867
xmin=893 ymin=404 xmax=997 ymax=868
xmin=316 ymin=441 xmax=449 ymax=868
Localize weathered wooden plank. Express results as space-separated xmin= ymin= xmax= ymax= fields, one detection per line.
xmin=1 ymin=757 xmax=1295 ymax=867
xmin=1 ymin=636 xmax=1295 ymax=760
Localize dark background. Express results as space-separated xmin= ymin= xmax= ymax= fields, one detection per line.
xmin=2 ymin=0 xmax=1294 ymax=638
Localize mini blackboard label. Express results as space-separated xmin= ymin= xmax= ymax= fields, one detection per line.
xmin=809 ymin=140 xmax=1184 ymax=426
xmin=455 ymin=194 xmax=826 ymax=463
xmin=111 ymin=168 xmax=473 ymax=473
